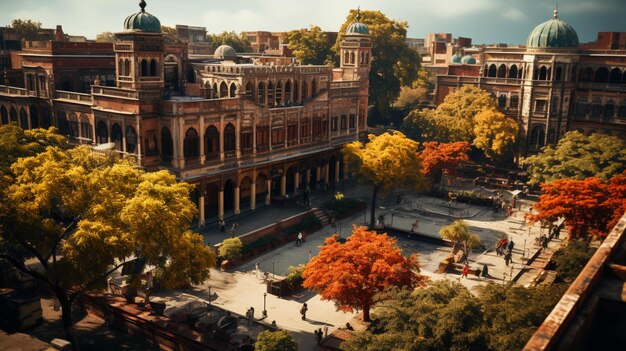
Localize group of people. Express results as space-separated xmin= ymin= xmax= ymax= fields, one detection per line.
xmin=495 ymin=238 xmax=515 ymax=266
xmin=217 ymin=218 xmax=239 ymax=237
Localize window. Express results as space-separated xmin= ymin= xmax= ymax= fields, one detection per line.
xmin=331 ymin=116 xmax=338 ymax=131
xmin=224 ymin=123 xmax=236 ymax=152
xmin=256 ymin=126 xmax=269 ymax=148
xmin=575 ymin=99 xmax=588 ymax=117
xmin=141 ymin=60 xmax=148 ymax=76
xmin=590 ymin=98 xmax=602 ymax=117
xmin=534 ymin=100 xmax=546 ymax=112
xmin=510 ymin=95 xmax=519 ymax=109
xmin=241 ymin=130 xmax=252 ymax=150
xmin=340 ymin=115 xmax=347 ymax=130
xmin=604 ymin=101 xmax=615 ymax=119
xmin=300 ymin=122 xmax=310 ymax=139
xmin=271 ymin=127 xmax=284 ymax=145
xmin=349 ymin=114 xmax=355 ymax=129
xmin=498 ymin=94 xmax=507 ymax=109
xmin=287 ymin=124 xmax=297 ymax=141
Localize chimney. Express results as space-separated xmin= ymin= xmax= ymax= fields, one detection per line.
xmin=55 ymin=25 xmax=65 ymax=42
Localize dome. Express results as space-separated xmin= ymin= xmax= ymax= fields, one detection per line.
xmin=346 ymin=9 xmax=369 ymax=35
xmin=526 ymin=8 xmax=579 ymax=48
xmin=461 ymin=55 xmax=476 ymax=64
xmin=214 ymin=45 xmax=237 ymax=60
xmin=451 ymin=54 xmax=462 ymax=64
xmin=124 ymin=0 xmax=161 ymax=33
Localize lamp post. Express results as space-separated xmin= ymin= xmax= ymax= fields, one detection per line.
xmin=272 ymin=260 xmax=275 ymax=278
xmin=262 ymin=292 xmax=267 ymax=318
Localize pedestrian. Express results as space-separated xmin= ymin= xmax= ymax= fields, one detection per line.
xmin=218 ymin=217 xmax=225 ymax=232
xmin=462 ymin=264 xmax=469 ymax=278
xmin=345 ymin=322 xmax=354 ymax=331
xmin=507 ymin=206 xmax=512 ymax=217
xmin=230 ymin=221 xmax=239 ymax=237
xmin=481 ymin=264 xmax=489 ymax=278
xmin=315 ymin=328 xmax=323 ymax=344
xmin=296 ymin=232 xmax=303 ymax=246
xmin=300 ymin=303 xmax=308 ymax=320
xmin=410 ymin=219 xmax=419 ymax=236
xmin=508 ymin=240 xmax=515 ymax=253
xmin=504 ymin=251 xmax=512 ymax=266
xmin=246 ymin=307 xmax=253 ymax=325
xmin=255 ymin=261 xmax=260 ymax=278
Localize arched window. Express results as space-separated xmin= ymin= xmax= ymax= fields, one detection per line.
xmin=19 ymin=108 xmax=29 ymax=129
xmin=539 ymin=67 xmax=547 ymax=81
xmin=118 ymin=59 xmax=123 ymax=76
xmin=245 ymin=81 xmax=254 ymax=99
xmin=590 ymin=97 xmax=602 ymax=118
xmin=29 ymin=105 xmax=39 ymax=129
xmin=619 ymin=101 xmax=626 ymax=119
xmin=594 ymin=67 xmax=609 ymax=83
xmin=9 ymin=107 xmax=17 ymax=123
xmin=150 ymin=59 xmax=157 ymax=76
xmin=229 ymin=82 xmax=237 ymax=97
xmin=488 ymin=64 xmax=497 ymax=77
xmin=581 ymin=67 xmax=594 ymax=82
xmin=0 ymin=106 xmax=8 ymax=125
xmin=530 ymin=126 xmax=545 ymax=147
xmin=301 ymin=81 xmax=308 ymax=100
xmin=161 ymin=127 xmax=173 ymax=161
xmin=124 ymin=59 xmax=130 ymax=76
xmin=219 ymin=81 xmax=228 ymax=98
xmin=183 ymin=128 xmax=199 ymax=160
xmin=204 ymin=125 xmax=219 ymax=159
xmin=56 ymin=112 xmax=69 ymax=135
xmin=498 ymin=94 xmax=507 ymax=109
xmin=111 ymin=123 xmax=123 ymax=151
xmin=97 ymin=121 xmax=108 ymax=144
xmin=311 ymin=79 xmax=317 ymax=96
xmin=604 ymin=100 xmax=615 ymax=119
xmin=80 ymin=115 xmax=91 ymax=141
xmin=510 ymin=95 xmax=519 ymax=109
xmin=257 ymin=82 xmax=265 ymax=104
xmin=575 ymin=98 xmax=588 ymax=117
xmin=126 ymin=126 xmax=137 ymax=153
xmin=267 ymin=81 xmax=274 ymax=106
xmin=344 ymin=51 xmax=349 ymax=64
xmin=293 ymin=80 xmax=299 ymax=103
xmin=224 ymin=123 xmax=235 ymax=152
xmin=497 ymin=64 xmax=506 ymax=78
xmin=275 ymin=81 xmax=283 ymax=105
xmin=360 ymin=51 xmax=364 ymax=64
xmin=284 ymin=80 xmax=292 ymax=103
xmin=141 ymin=59 xmax=148 ymax=77
xmin=212 ymin=83 xmax=218 ymax=99
xmin=350 ymin=52 xmax=355 ymax=64
xmin=508 ymin=65 xmax=518 ymax=79
xmin=610 ymin=68 xmax=622 ymax=84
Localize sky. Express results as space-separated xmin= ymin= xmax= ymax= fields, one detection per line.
xmin=0 ymin=0 xmax=623 ymax=45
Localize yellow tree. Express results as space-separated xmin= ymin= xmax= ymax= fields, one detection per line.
xmin=473 ymin=107 xmax=518 ymax=161
xmin=343 ymin=131 xmax=427 ymax=228
xmin=439 ymin=220 xmax=480 ymax=262
xmin=1 ymin=145 xmax=214 ymax=348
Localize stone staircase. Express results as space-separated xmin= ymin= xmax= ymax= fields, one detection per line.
xmin=311 ymin=208 xmax=331 ymax=226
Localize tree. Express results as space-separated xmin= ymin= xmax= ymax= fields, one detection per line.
xmin=255 ymin=330 xmax=298 ymax=351
xmin=218 ymin=237 xmax=243 ymax=261
xmin=439 ymin=220 xmax=480 ymax=261
xmin=343 ymin=131 xmax=427 ymax=228
xmin=302 ymin=226 xmax=425 ymax=321
xmin=1 ymin=145 xmax=215 ymax=348
xmin=334 ymin=9 xmax=421 ymax=121
xmin=160 ymin=24 xmax=182 ymax=43
xmin=401 ymin=109 xmax=453 ymax=143
xmin=472 ymin=107 xmax=518 ymax=161
xmin=522 ymin=131 xmax=626 ymax=188
xmin=11 ymin=19 xmax=42 ymax=40
xmin=551 ymin=239 xmax=595 ymax=283
xmin=95 ymin=31 xmax=115 ymax=43
xmin=527 ymin=173 xmax=626 ymax=238
xmin=418 ymin=141 xmax=470 ymax=186
xmin=208 ymin=31 xmax=252 ymax=52
xmin=286 ymin=25 xmax=334 ymax=65
xmin=393 ymin=69 xmax=434 ymax=111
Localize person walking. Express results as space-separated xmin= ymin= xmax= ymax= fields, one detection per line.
xmin=300 ymin=303 xmax=308 ymax=320
xmin=481 ymin=264 xmax=489 ymax=278
xmin=218 ymin=217 xmax=225 ymax=232
xmin=296 ymin=232 xmax=303 ymax=246
xmin=504 ymin=251 xmax=512 ymax=266
xmin=462 ymin=264 xmax=469 ymax=279
xmin=230 ymin=221 xmax=239 ymax=237
xmin=508 ymin=240 xmax=515 ymax=253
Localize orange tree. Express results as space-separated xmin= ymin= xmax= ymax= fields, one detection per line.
xmin=343 ymin=131 xmax=427 ymax=228
xmin=302 ymin=226 xmax=426 ymax=321
xmin=527 ymin=171 xmax=626 ymax=238
xmin=418 ymin=141 xmax=470 ymax=186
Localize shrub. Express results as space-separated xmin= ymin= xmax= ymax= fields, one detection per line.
xmin=322 ymin=195 xmax=365 ymax=219
xmin=552 ymin=239 xmax=595 ymax=283
xmin=285 ymin=265 xmax=305 ymax=289
xmin=255 ymin=330 xmax=297 ymax=351
xmin=218 ymin=237 xmax=243 ymax=261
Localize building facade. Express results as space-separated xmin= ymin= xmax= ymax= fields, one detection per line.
xmin=0 ymin=1 xmax=371 ymax=225
xmin=435 ymin=9 xmax=626 ymax=155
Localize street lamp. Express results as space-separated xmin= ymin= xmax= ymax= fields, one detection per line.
xmin=272 ymin=260 xmax=275 ymax=278
xmin=262 ymin=292 xmax=267 ymax=318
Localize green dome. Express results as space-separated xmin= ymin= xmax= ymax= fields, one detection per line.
xmin=461 ymin=55 xmax=476 ymax=64
xmin=124 ymin=0 xmax=161 ymax=33
xmin=346 ymin=9 xmax=369 ymax=35
xmin=527 ymin=8 xmax=578 ymax=48
xmin=451 ymin=54 xmax=462 ymax=63
xmin=214 ymin=45 xmax=237 ymax=60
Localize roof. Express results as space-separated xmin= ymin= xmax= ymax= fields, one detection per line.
xmin=214 ymin=45 xmax=237 ymax=60
xmin=346 ymin=8 xmax=369 ymax=35
xmin=123 ymin=0 xmax=161 ymax=33
xmin=526 ymin=8 xmax=579 ymax=48
xmin=461 ymin=55 xmax=476 ymax=64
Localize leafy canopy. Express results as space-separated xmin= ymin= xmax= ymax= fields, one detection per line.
xmin=334 ymin=9 xmax=421 ymax=121
xmin=418 ymin=141 xmax=470 ymax=184
xmin=472 ymin=107 xmax=517 ymax=161
xmin=208 ymin=31 xmax=252 ymax=52
xmin=11 ymin=19 xmax=42 ymax=40
xmin=255 ymin=330 xmax=298 ymax=351
xmin=302 ymin=226 xmax=425 ymax=321
xmin=286 ymin=25 xmax=334 ymax=65
xmin=551 ymin=239 xmax=595 ymax=283
xmin=218 ymin=237 xmax=243 ymax=261
xmin=439 ymin=220 xmax=481 ymax=255
xmin=522 ymin=131 xmax=626 ymax=188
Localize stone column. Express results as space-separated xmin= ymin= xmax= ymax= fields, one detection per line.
xmin=266 ymin=178 xmax=271 ymax=205
xmin=199 ymin=195 xmax=205 ymax=226
xmin=219 ymin=119 xmax=225 ymax=161
xmin=234 ymin=186 xmax=240 ymax=215
xmin=251 ymin=182 xmax=256 ymax=210
xmin=200 ymin=116 xmax=205 ymax=165
xmin=294 ymin=172 xmax=300 ymax=195
xmin=335 ymin=160 xmax=340 ymax=183
xmin=218 ymin=188 xmax=224 ymax=219
xmin=306 ymin=169 xmax=311 ymax=189
xmin=324 ymin=164 xmax=329 ymax=186
xmin=280 ymin=174 xmax=286 ymax=197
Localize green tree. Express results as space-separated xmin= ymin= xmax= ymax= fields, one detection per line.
xmin=95 ymin=31 xmax=115 ymax=43
xmin=218 ymin=237 xmax=243 ymax=261
xmin=439 ymin=220 xmax=480 ymax=261
xmin=343 ymin=131 xmax=427 ymax=228
xmin=286 ymin=25 xmax=334 ymax=65
xmin=334 ymin=9 xmax=421 ymax=122
xmin=401 ymin=108 xmax=454 ymax=143
xmin=255 ymin=330 xmax=298 ymax=351
xmin=208 ymin=31 xmax=252 ymax=52
xmin=472 ymin=107 xmax=518 ymax=161
xmin=11 ymin=19 xmax=42 ymax=40
xmin=1 ymin=145 xmax=214 ymax=348
xmin=522 ymin=131 xmax=626 ymax=188
xmin=551 ymin=239 xmax=595 ymax=283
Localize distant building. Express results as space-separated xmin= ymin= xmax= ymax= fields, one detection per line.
xmin=0 ymin=1 xmax=371 ymax=225
xmin=435 ymin=8 xmax=626 ymax=156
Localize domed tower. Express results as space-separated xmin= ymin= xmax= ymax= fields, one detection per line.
xmin=114 ymin=0 xmax=164 ymax=91
xmin=527 ymin=7 xmax=579 ymax=48
xmin=340 ymin=8 xmax=372 ymax=77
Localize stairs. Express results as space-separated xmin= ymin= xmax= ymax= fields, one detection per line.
xmin=312 ymin=208 xmax=331 ymax=226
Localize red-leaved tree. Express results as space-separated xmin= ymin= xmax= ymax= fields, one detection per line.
xmin=418 ymin=141 xmax=470 ymax=186
xmin=527 ymin=171 xmax=626 ymax=238
xmin=302 ymin=226 xmax=426 ymax=321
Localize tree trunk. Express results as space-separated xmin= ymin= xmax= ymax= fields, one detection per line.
xmin=369 ymin=185 xmax=380 ymax=229
xmin=57 ymin=289 xmax=80 ymax=351
xmin=363 ymin=304 xmax=371 ymax=322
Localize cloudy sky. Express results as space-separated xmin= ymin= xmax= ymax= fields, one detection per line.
xmin=0 ymin=0 xmax=622 ymax=45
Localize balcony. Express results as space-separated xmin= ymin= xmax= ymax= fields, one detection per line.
xmin=0 ymin=85 xmax=27 ymax=96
